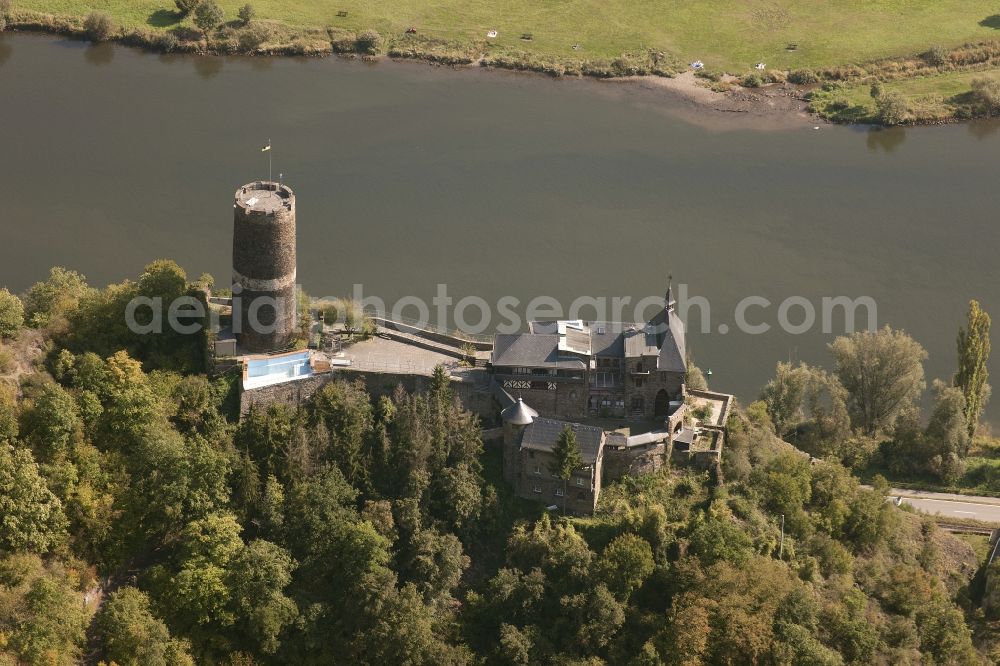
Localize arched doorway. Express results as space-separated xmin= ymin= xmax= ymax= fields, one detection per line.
xmin=654 ymin=389 xmax=670 ymax=417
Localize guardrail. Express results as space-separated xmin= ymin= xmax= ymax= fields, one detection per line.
xmin=364 ymin=309 xmax=494 ymax=345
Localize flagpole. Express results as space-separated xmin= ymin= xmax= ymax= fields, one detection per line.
xmin=268 ymin=138 xmax=272 ymax=183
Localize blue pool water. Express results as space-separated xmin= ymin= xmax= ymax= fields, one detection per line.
xmin=243 ymin=351 xmax=313 ymax=389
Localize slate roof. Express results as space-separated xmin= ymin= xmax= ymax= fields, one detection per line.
xmin=494 ymin=289 xmax=686 ymax=373
xmin=520 ymin=418 xmax=604 ymax=465
xmin=646 ymin=306 xmax=687 ymax=373
xmin=501 ymin=397 xmax=538 ymax=425
xmin=492 ymin=333 xmax=587 ymax=370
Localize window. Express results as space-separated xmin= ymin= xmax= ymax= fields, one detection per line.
xmin=512 ymin=367 xmax=532 ymax=375
xmin=555 ymin=488 xmax=564 ymax=497
xmin=532 ymin=485 xmax=542 ymax=494
xmin=596 ymin=326 xmax=605 ymax=335
xmin=575 ymin=477 xmax=585 ymax=486
xmin=533 ymin=465 xmax=541 ymax=475
xmin=635 ymin=377 xmax=644 ymax=387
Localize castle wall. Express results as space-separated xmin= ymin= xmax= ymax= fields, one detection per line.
xmin=239 ymin=369 xmax=497 ymax=423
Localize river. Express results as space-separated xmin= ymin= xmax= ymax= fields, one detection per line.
xmin=2 ymin=33 xmax=998 ymax=421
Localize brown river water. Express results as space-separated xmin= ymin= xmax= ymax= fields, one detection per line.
xmin=2 ymin=33 xmax=998 ymax=420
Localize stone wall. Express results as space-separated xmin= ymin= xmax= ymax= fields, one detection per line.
xmin=494 ymin=381 xmax=588 ymax=421
xmin=239 ymin=368 xmax=498 ymax=423
xmin=602 ymin=442 xmax=670 ymax=480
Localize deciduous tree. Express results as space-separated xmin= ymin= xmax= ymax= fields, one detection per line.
xmin=0 ymin=287 xmax=24 ymax=338
xmin=829 ymin=327 xmax=926 ymax=436
xmin=954 ymin=299 xmax=991 ymax=437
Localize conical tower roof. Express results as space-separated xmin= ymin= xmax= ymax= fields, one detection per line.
xmin=501 ymin=397 xmax=537 ymax=425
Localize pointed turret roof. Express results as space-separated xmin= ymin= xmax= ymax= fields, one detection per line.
xmin=501 ymin=397 xmax=538 ymax=426
xmin=647 ymin=276 xmax=687 ymax=374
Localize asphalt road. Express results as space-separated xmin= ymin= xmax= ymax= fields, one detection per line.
xmin=891 ymin=488 xmax=1000 ymax=523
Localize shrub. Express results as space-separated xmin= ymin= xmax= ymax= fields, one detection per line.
xmin=193 ymin=0 xmax=224 ymax=35
xmin=356 ymin=29 xmax=381 ymax=55
xmin=175 ymin=0 xmax=200 ymax=15
xmin=971 ymin=77 xmax=1000 ymax=115
xmin=83 ymin=11 xmax=116 ymax=41
xmin=922 ymin=46 xmax=947 ymax=67
xmin=0 ymin=347 xmax=14 ymax=374
xmin=237 ymin=3 xmax=255 ymax=25
xmin=875 ymin=92 xmax=909 ymax=125
xmin=150 ymin=31 xmax=180 ymax=52
xmin=787 ymin=68 xmax=818 ymax=84
xmin=330 ymin=34 xmax=357 ymax=53
xmin=0 ymin=0 xmax=10 ymax=29
xmin=741 ymin=72 xmax=764 ymax=88
xmin=237 ymin=23 xmax=269 ymax=52
xmin=827 ymin=97 xmax=850 ymax=111
xmin=0 ymin=289 xmax=23 ymax=339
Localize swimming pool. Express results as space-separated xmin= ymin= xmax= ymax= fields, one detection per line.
xmin=243 ymin=351 xmax=313 ymax=390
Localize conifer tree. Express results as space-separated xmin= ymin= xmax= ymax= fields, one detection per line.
xmin=550 ymin=426 xmax=583 ymax=514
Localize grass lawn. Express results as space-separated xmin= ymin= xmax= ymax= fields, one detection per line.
xmin=15 ymin=0 xmax=1000 ymax=72
xmin=955 ymin=533 xmax=993 ymax=563
xmin=812 ymin=68 xmax=1000 ymax=121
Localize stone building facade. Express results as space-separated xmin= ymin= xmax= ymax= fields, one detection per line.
xmin=232 ymin=181 xmax=297 ymax=353
xmin=501 ymin=399 xmax=605 ymax=515
xmin=491 ymin=283 xmax=687 ymax=421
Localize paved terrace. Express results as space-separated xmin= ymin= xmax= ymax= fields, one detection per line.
xmin=331 ymin=336 xmax=487 ymax=384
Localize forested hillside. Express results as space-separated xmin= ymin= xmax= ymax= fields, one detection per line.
xmin=0 ymin=263 xmax=997 ymax=664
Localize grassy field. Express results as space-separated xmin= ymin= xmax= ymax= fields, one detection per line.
xmin=13 ymin=0 xmax=1000 ymax=71
xmin=810 ymin=68 xmax=1000 ymax=122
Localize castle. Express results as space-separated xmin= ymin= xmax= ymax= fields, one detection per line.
xmin=218 ymin=180 xmax=732 ymax=516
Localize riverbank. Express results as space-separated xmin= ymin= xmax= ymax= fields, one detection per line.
xmin=5 ymin=2 xmax=1000 ymax=125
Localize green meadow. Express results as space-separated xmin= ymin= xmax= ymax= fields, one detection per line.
xmin=16 ymin=0 xmax=1000 ymax=71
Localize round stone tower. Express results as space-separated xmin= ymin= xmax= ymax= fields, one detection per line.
xmin=232 ymin=181 xmax=297 ymax=353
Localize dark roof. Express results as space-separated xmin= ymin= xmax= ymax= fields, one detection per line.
xmin=589 ymin=322 xmax=627 ymax=357
xmin=492 ymin=333 xmax=587 ymax=370
xmin=495 ymin=288 xmax=686 ymax=373
xmin=647 ymin=306 xmax=687 ymax=374
xmin=520 ymin=418 xmax=604 ymax=465
xmin=501 ymin=397 xmax=538 ymax=425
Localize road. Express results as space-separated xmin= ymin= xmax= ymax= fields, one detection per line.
xmin=890 ymin=488 xmax=1000 ymax=523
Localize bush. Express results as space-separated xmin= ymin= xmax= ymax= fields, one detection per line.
xmin=150 ymin=31 xmax=180 ymax=52
xmin=193 ymin=0 xmax=224 ymax=35
xmin=971 ymin=77 xmax=1000 ymax=115
xmin=827 ymin=97 xmax=850 ymax=111
xmin=237 ymin=3 xmax=255 ymax=25
xmin=741 ymin=72 xmax=764 ymax=88
xmin=0 ymin=289 xmax=23 ymax=339
xmin=175 ymin=0 xmax=200 ymax=16
xmin=787 ymin=68 xmax=818 ymax=84
xmin=237 ymin=23 xmax=269 ymax=52
xmin=0 ymin=347 xmax=14 ymax=374
xmin=922 ymin=46 xmax=947 ymax=67
xmin=356 ymin=29 xmax=381 ymax=55
xmin=875 ymin=92 xmax=909 ymax=125
xmin=83 ymin=11 xmax=116 ymax=42
xmin=0 ymin=0 xmax=10 ymax=29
